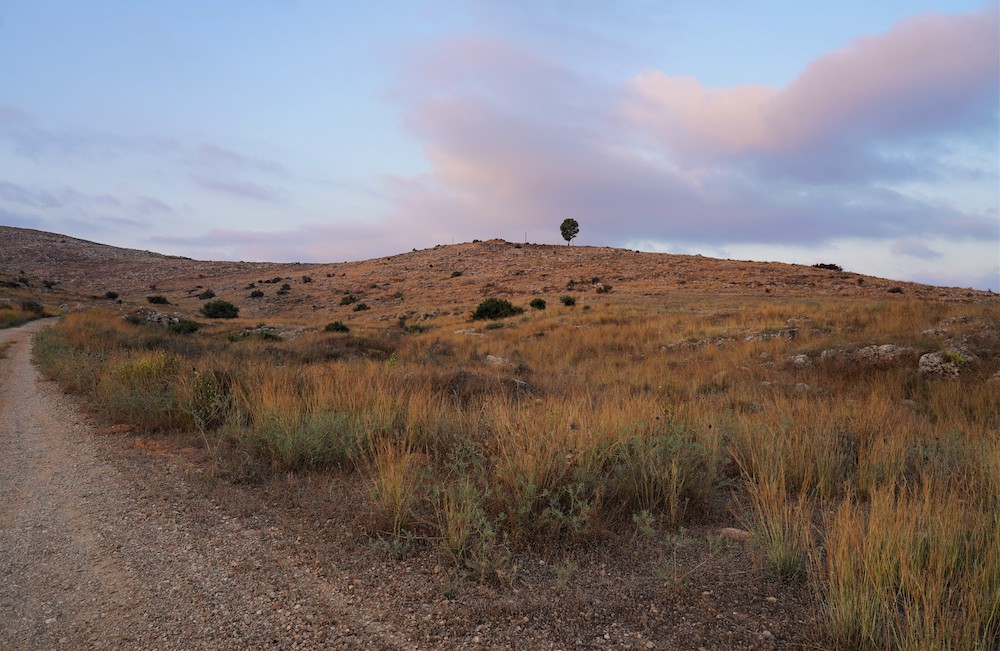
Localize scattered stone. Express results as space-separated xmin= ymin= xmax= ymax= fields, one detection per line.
xmin=793 ymin=383 xmax=811 ymax=394
xmin=745 ymin=328 xmax=798 ymax=342
xmin=819 ymin=344 xmax=915 ymax=365
xmin=988 ymin=371 xmax=1000 ymax=384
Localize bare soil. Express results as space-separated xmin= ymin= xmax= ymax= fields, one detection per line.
xmin=1 ymin=319 xmax=822 ymax=650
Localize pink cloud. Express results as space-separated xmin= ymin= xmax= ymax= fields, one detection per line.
xmin=626 ymin=5 xmax=999 ymax=159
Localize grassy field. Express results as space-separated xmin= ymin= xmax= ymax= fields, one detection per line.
xmin=32 ymin=295 xmax=999 ymax=649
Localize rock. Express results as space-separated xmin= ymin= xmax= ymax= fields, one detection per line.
xmin=793 ymin=382 xmax=811 ymax=393
xmin=988 ymin=371 xmax=1000 ymax=384
xmin=821 ymin=344 xmax=914 ymax=365
xmin=745 ymin=328 xmax=798 ymax=342
xmin=791 ymin=354 xmax=812 ymax=369
xmin=717 ymin=527 xmax=752 ymax=541
xmin=819 ymin=349 xmax=844 ymax=363
xmin=484 ymin=354 xmax=511 ymax=367
xmin=918 ymin=352 xmax=959 ymax=378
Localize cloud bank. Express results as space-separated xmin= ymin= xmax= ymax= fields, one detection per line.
xmin=379 ymin=5 xmax=998 ymax=287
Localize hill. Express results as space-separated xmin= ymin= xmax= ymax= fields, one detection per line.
xmin=1 ymin=226 xmax=995 ymax=327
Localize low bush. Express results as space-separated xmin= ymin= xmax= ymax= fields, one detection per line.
xmin=812 ymin=263 xmax=844 ymax=272
xmin=559 ymin=295 xmax=576 ymax=306
xmin=529 ymin=298 xmax=546 ymax=310
xmin=471 ymin=298 xmax=524 ymax=320
xmin=340 ymin=294 xmax=358 ymax=306
xmin=248 ymin=290 xmax=264 ymax=298
xmin=104 ymin=291 xmax=119 ymax=300
xmin=324 ymin=321 xmax=350 ymax=333
xmin=200 ymin=299 xmax=239 ymax=319
xmin=197 ymin=289 xmax=216 ymax=300
xmin=169 ymin=319 xmax=200 ymax=334
xmin=147 ymin=295 xmax=170 ymax=305
xmin=352 ymin=302 xmax=370 ymax=312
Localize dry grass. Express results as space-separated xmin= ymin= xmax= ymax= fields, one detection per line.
xmin=32 ymin=294 xmax=1000 ymax=649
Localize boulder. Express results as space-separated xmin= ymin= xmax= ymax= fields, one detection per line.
xmin=918 ymin=352 xmax=959 ymax=379
xmin=791 ymin=354 xmax=812 ymax=369
xmin=484 ymin=354 xmax=512 ymax=368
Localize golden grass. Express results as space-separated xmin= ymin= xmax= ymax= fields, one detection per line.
xmin=32 ymin=296 xmax=1000 ymax=648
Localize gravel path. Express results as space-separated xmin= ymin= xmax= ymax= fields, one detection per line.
xmin=0 ymin=320 xmax=404 ymax=650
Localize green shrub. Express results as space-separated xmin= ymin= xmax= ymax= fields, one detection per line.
xmin=471 ymin=298 xmax=524 ymax=320
xmin=104 ymin=291 xmax=119 ymax=300
xmin=596 ymin=284 xmax=612 ymax=294
xmin=147 ymin=295 xmax=170 ymax=305
xmin=169 ymin=319 xmax=200 ymax=334
xmin=529 ymin=298 xmax=547 ymax=310
xmin=340 ymin=294 xmax=358 ymax=305
xmin=200 ymin=299 xmax=239 ymax=319
xmin=197 ymin=289 xmax=216 ymax=300
xmin=559 ymin=295 xmax=576 ymax=306
xmin=249 ymin=290 xmax=264 ymax=298
xmin=302 ymin=275 xmax=312 ymax=283
xmin=324 ymin=321 xmax=350 ymax=333
xmin=353 ymin=302 xmax=370 ymax=312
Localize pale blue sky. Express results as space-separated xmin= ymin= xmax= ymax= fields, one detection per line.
xmin=1 ymin=1 xmax=997 ymax=289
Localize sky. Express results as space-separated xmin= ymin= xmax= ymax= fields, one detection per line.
xmin=1 ymin=1 xmax=998 ymax=290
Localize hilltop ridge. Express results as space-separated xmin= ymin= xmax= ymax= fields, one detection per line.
xmin=1 ymin=226 xmax=995 ymax=325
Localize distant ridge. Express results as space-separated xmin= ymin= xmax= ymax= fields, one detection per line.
xmin=1 ymin=226 xmax=994 ymax=319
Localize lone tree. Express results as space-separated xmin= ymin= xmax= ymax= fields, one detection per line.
xmin=560 ymin=218 xmax=579 ymax=245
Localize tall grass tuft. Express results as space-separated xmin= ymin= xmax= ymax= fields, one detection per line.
xmin=817 ymin=483 xmax=999 ymax=650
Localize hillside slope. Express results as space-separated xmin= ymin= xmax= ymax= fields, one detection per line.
xmin=1 ymin=226 xmax=994 ymax=325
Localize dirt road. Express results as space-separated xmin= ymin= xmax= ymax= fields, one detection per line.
xmin=0 ymin=320 xmax=404 ymax=650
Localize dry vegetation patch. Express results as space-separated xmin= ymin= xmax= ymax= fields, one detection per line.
xmin=30 ymin=292 xmax=1000 ymax=649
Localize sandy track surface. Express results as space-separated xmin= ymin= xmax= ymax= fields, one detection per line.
xmin=0 ymin=320 xmax=404 ymax=651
